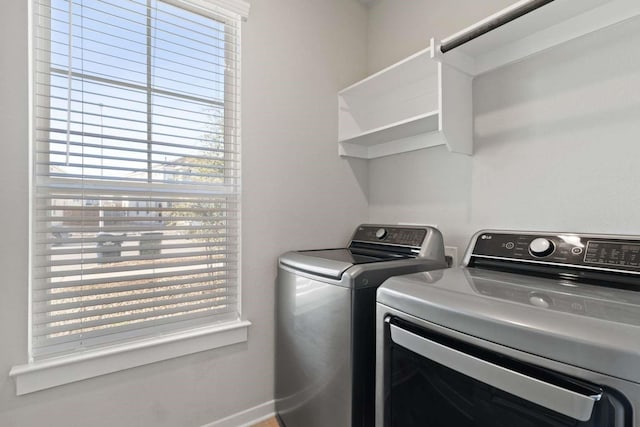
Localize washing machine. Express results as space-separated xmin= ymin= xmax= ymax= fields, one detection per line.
xmin=276 ymin=224 xmax=448 ymax=427
xmin=376 ymin=229 xmax=640 ymax=427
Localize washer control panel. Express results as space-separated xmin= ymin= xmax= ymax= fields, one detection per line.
xmin=471 ymin=231 xmax=640 ymax=273
xmin=351 ymin=225 xmax=428 ymax=248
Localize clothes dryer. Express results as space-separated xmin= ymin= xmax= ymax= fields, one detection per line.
xmin=377 ymin=230 xmax=640 ymax=427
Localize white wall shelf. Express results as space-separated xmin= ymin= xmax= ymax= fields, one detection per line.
xmin=338 ymin=46 xmax=472 ymax=159
xmin=338 ymin=0 xmax=640 ymax=160
xmin=434 ymin=0 xmax=640 ymax=76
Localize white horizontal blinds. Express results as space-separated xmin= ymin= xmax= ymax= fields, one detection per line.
xmin=32 ymin=0 xmax=241 ymax=358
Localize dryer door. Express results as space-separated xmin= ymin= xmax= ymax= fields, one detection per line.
xmin=381 ymin=317 xmax=631 ymax=427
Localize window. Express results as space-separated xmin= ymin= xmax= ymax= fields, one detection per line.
xmin=31 ymin=0 xmax=244 ymax=359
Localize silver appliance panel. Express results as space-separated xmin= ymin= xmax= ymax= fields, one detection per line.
xmin=276 ymin=267 xmax=352 ymax=427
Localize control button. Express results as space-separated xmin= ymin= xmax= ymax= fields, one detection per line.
xmin=505 ymin=242 xmax=515 ymax=250
xmin=571 ymin=247 xmax=583 ymax=255
xmin=528 ymin=292 xmax=551 ymax=309
xmin=529 ymin=238 xmax=555 ymax=257
xmin=375 ymin=228 xmax=387 ymax=240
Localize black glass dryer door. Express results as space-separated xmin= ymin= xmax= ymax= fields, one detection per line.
xmin=385 ymin=319 xmax=629 ymax=427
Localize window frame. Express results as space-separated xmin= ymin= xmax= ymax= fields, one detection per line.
xmin=10 ymin=0 xmax=250 ymax=395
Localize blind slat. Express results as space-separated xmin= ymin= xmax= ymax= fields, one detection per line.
xmin=34 ymin=290 xmax=238 ymax=323
xmin=35 ymin=301 xmax=238 ymax=338
xmin=35 ymin=269 xmax=237 ymax=291
xmin=38 ymin=3 xmax=241 ymax=56
xmin=34 ymin=274 xmax=234 ymax=302
xmin=39 ymin=224 xmax=237 ymax=235
xmin=36 ymin=183 xmax=238 ymax=198
xmin=36 ymin=231 xmax=237 ymax=246
xmin=32 ymin=309 xmax=238 ymax=355
xmin=35 ymin=255 xmax=237 ymax=279
xmin=36 ymin=129 xmax=240 ymax=154
xmin=38 ymin=106 xmax=232 ymax=138
xmin=37 ymin=240 xmax=234 ymax=257
xmin=35 ymin=78 xmax=240 ymax=117
xmin=41 ymin=39 xmax=239 ymax=80
xmin=39 ymin=204 xmax=238 ymax=212
xmin=34 ymin=83 xmax=240 ymax=122
xmin=37 ymin=248 xmax=239 ymax=268
xmin=42 ymin=0 xmax=241 ymax=47
xmin=38 ymin=216 xmax=237 ymax=225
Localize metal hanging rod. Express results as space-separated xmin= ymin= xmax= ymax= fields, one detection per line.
xmin=440 ymin=0 xmax=555 ymax=53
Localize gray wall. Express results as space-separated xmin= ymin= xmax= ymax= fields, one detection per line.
xmin=367 ymin=0 xmax=640 ymax=252
xmin=366 ymin=0 xmax=513 ymax=73
xmin=0 ymin=0 xmax=369 ymax=426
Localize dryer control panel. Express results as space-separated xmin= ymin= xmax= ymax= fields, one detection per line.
xmin=469 ymin=231 xmax=640 ymax=274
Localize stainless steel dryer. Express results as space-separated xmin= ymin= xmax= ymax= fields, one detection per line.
xmin=377 ymin=230 xmax=640 ymax=427
xmin=276 ymin=224 xmax=448 ymax=427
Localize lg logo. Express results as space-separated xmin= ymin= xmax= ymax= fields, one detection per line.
xmin=481 ymin=235 xmax=492 ymax=240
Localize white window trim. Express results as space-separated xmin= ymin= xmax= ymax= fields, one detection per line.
xmin=175 ymin=0 xmax=250 ymax=20
xmin=11 ymin=0 xmax=251 ymax=395
xmin=10 ymin=319 xmax=251 ymax=395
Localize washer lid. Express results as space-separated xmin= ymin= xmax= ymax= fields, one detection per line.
xmin=378 ymin=267 xmax=640 ymax=383
xmin=280 ymin=248 xmax=409 ymax=280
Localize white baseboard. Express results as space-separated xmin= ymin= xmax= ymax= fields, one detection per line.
xmin=202 ymin=400 xmax=275 ymax=427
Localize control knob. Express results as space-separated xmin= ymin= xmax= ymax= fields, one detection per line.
xmin=375 ymin=228 xmax=388 ymax=240
xmin=529 ymin=238 xmax=555 ymax=257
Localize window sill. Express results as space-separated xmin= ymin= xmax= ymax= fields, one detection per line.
xmin=9 ymin=319 xmax=251 ymax=395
